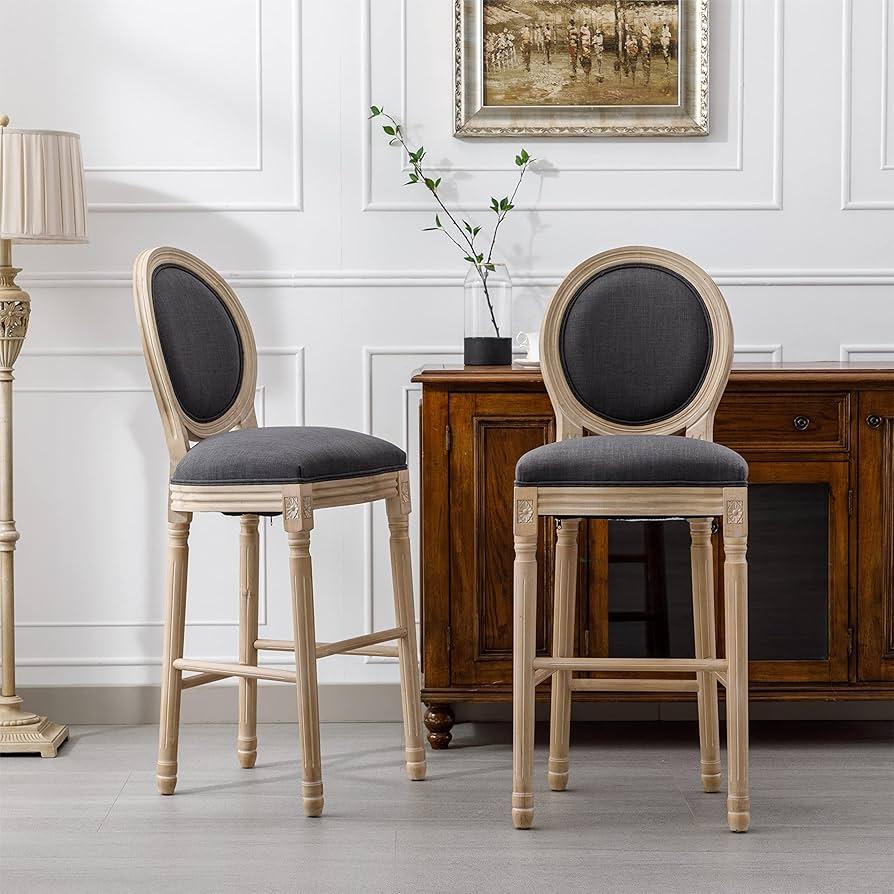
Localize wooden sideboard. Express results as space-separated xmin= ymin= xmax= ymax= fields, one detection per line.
xmin=412 ymin=363 xmax=894 ymax=748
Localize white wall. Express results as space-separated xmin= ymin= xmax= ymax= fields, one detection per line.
xmin=2 ymin=0 xmax=893 ymax=690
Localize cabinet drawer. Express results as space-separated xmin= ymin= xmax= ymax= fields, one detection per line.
xmin=715 ymin=392 xmax=849 ymax=452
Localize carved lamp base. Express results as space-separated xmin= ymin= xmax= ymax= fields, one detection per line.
xmin=0 ymin=696 xmax=69 ymax=757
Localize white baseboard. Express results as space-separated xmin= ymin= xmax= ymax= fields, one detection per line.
xmin=18 ymin=683 xmax=406 ymax=725
xmin=18 ymin=685 xmax=894 ymax=725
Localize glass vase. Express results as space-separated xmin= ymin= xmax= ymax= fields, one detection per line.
xmin=463 ymin=262 xmax=512 ymax=366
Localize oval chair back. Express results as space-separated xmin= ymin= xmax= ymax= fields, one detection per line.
xmin=133 ymin=247 xmax=259 ymax=465
xmin=539 ymin=246 xmax=733 ymax=441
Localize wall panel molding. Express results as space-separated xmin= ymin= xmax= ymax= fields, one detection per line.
xmin=86 ymin=0 xmax=303 ymax=211
xmin=362 ymin=0 xmax=783 ymax=211
xmin=882 ymin=0 xmax=893 ymax=169
xmin=21 ymin=268 xmax=894 ymax=289
xmin=841 ymin=0 xmax=894 ymax=209
xmin=840 ymin=344 xmax=894 ymax=361
xmin=85 ymin=0 xmax=264 ymax=175
xmin=735 ymin=345 xmax=784 ymax=363
xmin=11 ymin=346 xmax=304 ymax=634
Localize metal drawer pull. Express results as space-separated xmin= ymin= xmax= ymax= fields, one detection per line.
xmin=866 ymin=414 xmax=882 ymax=429
xmin=793 ymin=415 xmax=810 ymax=431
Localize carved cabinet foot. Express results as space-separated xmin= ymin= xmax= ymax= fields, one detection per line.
xmin=424 ymin=703 xmax=455 ymax=749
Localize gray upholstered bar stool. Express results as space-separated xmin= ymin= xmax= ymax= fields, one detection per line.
xmin=133 ymin=247 xmax=425 ymax=816
xmin=511 ymin=246 xmax=750 ymax=832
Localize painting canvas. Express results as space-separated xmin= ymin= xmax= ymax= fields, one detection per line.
xmin=483 ymin=1 xmax=680 ymax=107
xmin=455 ymin=0 xmax=708 ymax=137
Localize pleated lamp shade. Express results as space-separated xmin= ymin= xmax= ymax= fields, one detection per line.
xmin=0 ymin=126 xmax=88 ymax=243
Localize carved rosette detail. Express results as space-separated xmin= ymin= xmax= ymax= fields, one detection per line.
xmin=0 ymin=299 xmax=30 ymax=367
xmin=302 ymin=496 xmax=313 ymax=519
xmin=284 ymin=496 xmax=302 ymax=521
xmin=516 ymin=499 xmax=535 ymax=526
xmin=0 ymin=300 xmax=29 ymax=337
xmin=726 ymin=499 xmax=745 ymax=526
xmin=399 ymin=480 xmax=411 ymax=503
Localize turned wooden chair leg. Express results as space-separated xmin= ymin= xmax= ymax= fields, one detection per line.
xmin=723 ymin=489 xmax=750 ymax=832
xmin=284 ymin=489 xmax=323 ymax=818
xmin=386 ymin=472 xmax=426 ymax=781
xmin=512 ymin=487 xmax=539 ymax=830
xmin=237 ymin=514 xmax=260 ymax=769
xmin=157 ymin=512 xmax=191 ymax=795
xmin=689 ymin=518 xmax=721 ymax=793
xmin=548 ymin=518 xmax=579 ymax=792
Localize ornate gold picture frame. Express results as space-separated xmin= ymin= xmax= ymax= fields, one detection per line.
xmin=454 ymin=0 xmax=709 ymax=137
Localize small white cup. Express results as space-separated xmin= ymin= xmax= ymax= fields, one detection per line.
xmin=516 ymin=331 xmax=540 ymax=363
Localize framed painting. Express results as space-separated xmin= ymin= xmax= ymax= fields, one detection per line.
xmin=454 ymin=0 xmax=709 ymax=137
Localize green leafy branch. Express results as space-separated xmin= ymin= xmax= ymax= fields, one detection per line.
xmin=369 ymin=105 xmax=534 ymax=338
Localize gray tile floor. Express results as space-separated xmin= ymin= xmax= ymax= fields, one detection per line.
xmin=1 ymin=721 xmax=893 ymax=893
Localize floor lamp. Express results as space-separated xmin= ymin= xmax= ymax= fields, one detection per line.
xmin=0 ymin=116 xmax=88 ymax=756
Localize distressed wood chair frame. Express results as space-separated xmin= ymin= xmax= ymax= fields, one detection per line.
xmin=134 ymin=247 xmax=425 ymax=816
xmin=512 ymin=247 xmax=749 ymax=832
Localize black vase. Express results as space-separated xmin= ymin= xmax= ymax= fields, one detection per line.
xmin=464 ymin=336 xmax=513 ymax=366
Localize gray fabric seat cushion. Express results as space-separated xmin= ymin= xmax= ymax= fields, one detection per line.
xmin=516 ymin=435 xmax=747 ymax=488
xmin=172 ymin=426 xmax=407 ymax=485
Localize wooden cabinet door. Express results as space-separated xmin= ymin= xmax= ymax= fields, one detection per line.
xmin=582 ymin=462 xmax=848 ymax=686
xmin=738 ymin=461 xmax=850 ymax=684
xmin=857 ymin=392 xmax=894 ymax=682
xmin=448 ymin=392 xmax=556 ymax=686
